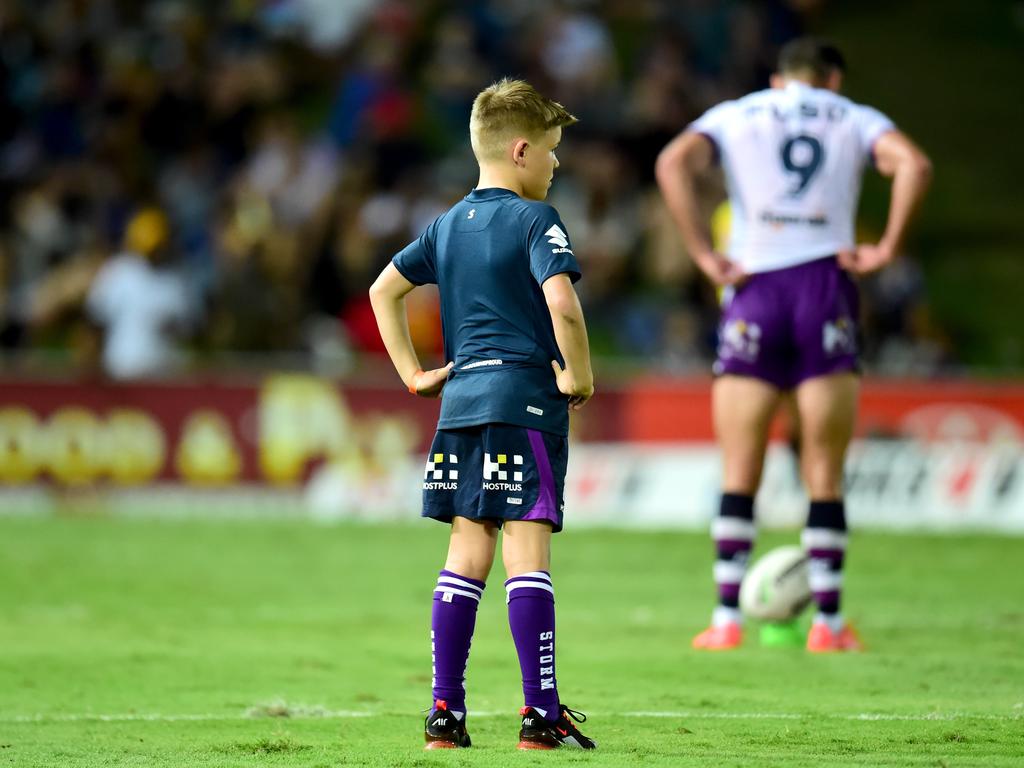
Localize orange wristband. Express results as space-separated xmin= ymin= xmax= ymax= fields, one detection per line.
xmin=408 ymin=370 xmax=424 ymax=394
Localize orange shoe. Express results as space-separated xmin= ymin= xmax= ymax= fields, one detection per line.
xmin=806 ymin=621 xmax=864 ymax=653
xmin=692 ymin=622 xmax=743 ymax=650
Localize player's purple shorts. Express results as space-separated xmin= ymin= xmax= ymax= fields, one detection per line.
xmin=713 ymin=256 xmax=860 ymax=390
xmin=422 ymin=424 xmax=567 ymax=533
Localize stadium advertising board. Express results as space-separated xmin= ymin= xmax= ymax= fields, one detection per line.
xmin=1 ymin=376 xmax=1022 ymax=532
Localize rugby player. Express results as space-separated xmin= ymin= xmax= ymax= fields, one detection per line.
xmin=655 ymin=38 xmax=932 ymax=651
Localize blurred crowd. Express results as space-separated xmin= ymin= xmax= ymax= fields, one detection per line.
xmin=0 ymin=0 xmax=952 ymax=380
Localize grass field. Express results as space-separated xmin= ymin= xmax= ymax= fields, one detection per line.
xmin=1 ymin=516 xmax=1021 ymax=767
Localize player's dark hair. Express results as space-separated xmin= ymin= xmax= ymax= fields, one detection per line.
xmin=778 ymin=37 xmax=846 ymax=79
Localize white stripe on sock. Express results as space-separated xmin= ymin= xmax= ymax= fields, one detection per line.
xmin=802 ymin=528 xmax=848 ymax=549
xmin=512 ymin=571 xmax=552 ymax=583
xmin=808 ymin=570 xmax=843 ymax=591
xmin=505 ymin=581 xmax=555 ymax=596
xmin=437 ymin=575 xmax=484 ymax=594
xmin=713 ymin=560 xmax=746 ymax=584
xmin=712 ymin=517 xmax=755 ymax=540
xmin=434 ymin=587 xmax=482 ymax=602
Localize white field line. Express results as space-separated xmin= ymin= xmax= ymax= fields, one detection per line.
xmin=3 ymin=710 xmax=1021 ymax=724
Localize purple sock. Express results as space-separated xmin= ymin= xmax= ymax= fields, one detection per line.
xmin=431 ymin=569 xmax=485 ymax=713
xmin=505 ymin=570 xmax=560 ymax=719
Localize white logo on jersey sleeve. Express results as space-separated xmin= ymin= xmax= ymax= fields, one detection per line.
xmin=545 ymin=225 xmax=569 ymax=248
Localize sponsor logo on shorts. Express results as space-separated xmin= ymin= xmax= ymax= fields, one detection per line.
xmin=526 ymin=405 xmax=544 ymax=416
xmin=484 ymin=453 xmax=523 ymax=482
xmin=483 ymin=481 xmax=522 ymax=491
xmin=719 ymin=318 xmax=761 ymax=363
xmin=507 ymin=497 xmax=523 ymax=505
xmin=423 ymin=452 xmax=458 ymax=490
xmin=823 ymin=316 xmax=857 ymax=356
xmin=484 ymin=453 xmax=524 ymax=492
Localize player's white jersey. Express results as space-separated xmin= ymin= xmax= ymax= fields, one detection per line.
xmin=689 ymin=81 xmax=894 ymax=273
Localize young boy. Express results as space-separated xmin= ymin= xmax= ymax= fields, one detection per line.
xmin=368 ymin=78 xmax=596 ymax=750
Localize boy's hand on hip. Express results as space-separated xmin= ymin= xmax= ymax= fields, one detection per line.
xmin=551 ymin=360 xmax=594 ymax=411
xmin=410 ymin=362 xmax=454 ymax=398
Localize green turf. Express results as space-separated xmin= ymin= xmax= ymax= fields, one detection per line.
xmin=1 ymin=516 xmax=1021 ymax=766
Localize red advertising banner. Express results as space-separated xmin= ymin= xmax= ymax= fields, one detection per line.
xmin=2 ymin=376 xmax=1023 ymax=490
xmin=620 ymin=377 xmax=1024 ymax=443
xmin=0 ymin=376 xmax=441 ymax=488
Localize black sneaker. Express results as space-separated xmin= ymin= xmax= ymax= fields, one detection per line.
xmin=424 ymin=699 xmax=471 ymax=749
xmin=517 ymin=705 xmax=597 ymax=750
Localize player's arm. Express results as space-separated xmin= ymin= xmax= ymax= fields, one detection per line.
xmin=841 ymin=131 xmax=933 ymax=275
xmin=542 ymin=274 xmax=593 ymax=411
xmin=654 ymin=131 xmax=745 ymax=286
xmin=874 ymin=131 xmax=933 ymax=256
xmin=368 ymin=263 xmax=452 ymax=397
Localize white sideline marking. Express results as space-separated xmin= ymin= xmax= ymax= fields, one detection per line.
xmin=3 ymin=710 xmax=1020 ymax=724
xmin=3 ymin=711 xmax=373 ymax=723
xmin=623 ymin=711 xmax=1021 ymax=722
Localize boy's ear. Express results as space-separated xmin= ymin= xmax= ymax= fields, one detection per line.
xmin=511 ymin=138 xmax=529 ymax=167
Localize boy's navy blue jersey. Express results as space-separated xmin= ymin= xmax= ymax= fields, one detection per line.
xmin=392 ymin=187 xmax=581 ymax=437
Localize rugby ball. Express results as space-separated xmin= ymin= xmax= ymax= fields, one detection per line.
xmin=739 ymin=545 xmax=813 ymax=621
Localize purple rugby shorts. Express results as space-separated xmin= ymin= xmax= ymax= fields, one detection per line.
xmin=713 ymin=256 xmax=860 ymax=390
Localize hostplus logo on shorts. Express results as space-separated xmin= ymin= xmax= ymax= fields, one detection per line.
xmin=424 ymin=453 xmax=458 ymax=490
xmin=720 ymin=319 xmax=761 ymax=362
xmin=483 ymin=453 xmax=523 ymax=492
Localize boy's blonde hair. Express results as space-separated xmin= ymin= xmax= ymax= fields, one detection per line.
xmin=470 ymin=78 xmax=578 ymax=162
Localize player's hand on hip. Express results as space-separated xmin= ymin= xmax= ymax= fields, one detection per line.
xmin=409 ymin=362 xmax=454 ymax=398
xmin=551 ymin=360 xmax=594 ymax=411
xmin=838 ymin=242 xmax=895 ymax=275
xmin=696 ymin=250 xmax=746 ymax=287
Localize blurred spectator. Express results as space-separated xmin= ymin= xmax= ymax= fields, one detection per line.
xmin=86 ymin=207 xmax=191 ymax=378
xmin=0 ymin=0 xmax=951 ymax=376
